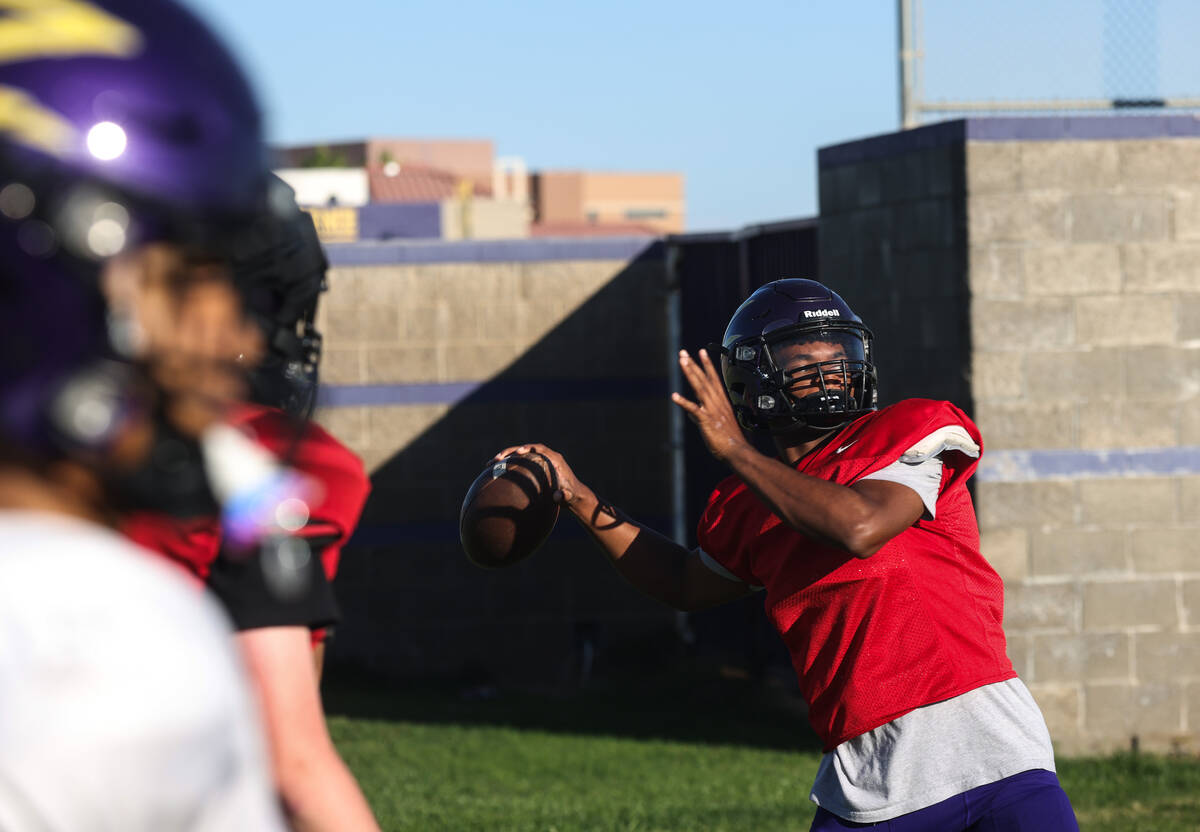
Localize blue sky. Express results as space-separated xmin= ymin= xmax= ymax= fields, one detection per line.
xmin=188 ymin=0 xmax=1195 ymax=232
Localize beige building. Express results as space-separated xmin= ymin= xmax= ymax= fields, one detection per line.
xmin=274 ymin=138 xmax=684 ymax=239
xmin=275 ymin=138 xmax=495 ymax=193
xmin=530 ymin=170 xmax=685 ymax=234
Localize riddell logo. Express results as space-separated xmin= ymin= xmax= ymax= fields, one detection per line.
xmin=803 ymin=309 xmax=841 ymax=318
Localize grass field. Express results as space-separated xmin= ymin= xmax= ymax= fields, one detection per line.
xmin=324 ymin=671 xmax=1200 ymax=832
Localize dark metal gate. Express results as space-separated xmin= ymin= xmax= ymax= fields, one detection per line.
xmin=665 ymin=217 xmax=818 ymax=679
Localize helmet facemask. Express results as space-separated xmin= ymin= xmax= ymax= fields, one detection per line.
xmin=245 ymin=285 xmax=323 ymax=421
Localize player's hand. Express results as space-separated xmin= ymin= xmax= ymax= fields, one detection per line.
xmin=492 ymin=443 xmax=592 ymax=508
xmin=672 ymin=349 xmax=750 ymax=464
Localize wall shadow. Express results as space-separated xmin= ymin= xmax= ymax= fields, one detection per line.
xmin=325 ymin=232 xmax=826 ymax=751
xmin=332 ymin=245 xmax=677 ymax=687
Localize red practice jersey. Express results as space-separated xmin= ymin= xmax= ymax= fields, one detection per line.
xmin=123 ymin=404 xmax=370 ymax=606
xmin=697 ymin=399 xmax=1014 ymax=751
xmin=231 ymin=405 xmax=370 ymax=583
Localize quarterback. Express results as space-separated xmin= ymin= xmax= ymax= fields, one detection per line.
xmin=499 ymin=279 xmax=1078 ymax=831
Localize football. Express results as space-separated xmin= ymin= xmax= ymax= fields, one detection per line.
xmin=459 ymin=452 xmax=560 ymax=569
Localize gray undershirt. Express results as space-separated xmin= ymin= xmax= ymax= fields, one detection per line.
xmin=809 ymin=676 xmax=1056 ymax=822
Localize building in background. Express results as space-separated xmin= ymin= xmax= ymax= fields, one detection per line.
xmin=275 ymin=137 xmax=526 ymax=242
xmin=276 ymin=138 xmax=495 ymax=192
xmin=272 ymin=137 xmax=683 ymax=242
xmin=530 ymin=170 xmax=685 ymax=235
xmin=275 ymin=167 xmax=370 ymax=208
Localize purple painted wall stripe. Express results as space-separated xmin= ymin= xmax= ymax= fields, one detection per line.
xmin=977 ymin=446 xmax=1200 ymax=482
xmin=319 ymin=377 xmax=669 ymax=408
xmin=819 ymin=115 xmax=1200 ymax=169
xmin=324 ymin=236 xmax=662 ymax=266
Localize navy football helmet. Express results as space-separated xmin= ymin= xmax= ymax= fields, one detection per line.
xmin=0 ymin=1 xmax=267 ymax=502
xmin=229 ymin=174 xmax=327 ymax=420
xmin=719 ymin=279 xmax=877 ymax=435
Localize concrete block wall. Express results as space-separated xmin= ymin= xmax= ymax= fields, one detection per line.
xmin=967 ymin=124 xmax=1200 ymax=756
xmin=820 ymin=118 xmax=1200 ymax=755
xmin=312 ymin=237 xmax=677 ymax=685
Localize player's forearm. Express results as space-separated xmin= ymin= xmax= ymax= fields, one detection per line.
xmin=566 ymin=488 xmax=693 ymax=609
xmin=723 ymin=443 xmax=881 ymax=557
xmin=279 ymin=745 xmax=380 ymax=832
xmin=236 ymin=627 xmax=381 ymax=832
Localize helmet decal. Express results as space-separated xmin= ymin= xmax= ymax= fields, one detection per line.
xmin=0 ymin=1 xmax=142 ymax=64
xmin=0 ymin=86 xmax=77 ymax=155
xmin=0 ymin=2 xmax=143 ymax=155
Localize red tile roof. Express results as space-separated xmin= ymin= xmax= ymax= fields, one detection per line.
xmin=367 ymin=163 xmax=492 ymax=203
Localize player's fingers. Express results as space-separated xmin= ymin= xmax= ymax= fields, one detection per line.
xmin=493 ymin=442 xmax=553 ymax=459
xmin=670 ymin=391 xmax=702 ymax=416
xmin=683 ymin=348 xmax=720 ymax=397
xmin=678 ymin=350 xmax=712 ymax=396
xmin=697 ymin=349 xmax=730 ymax=403
xmin=698 ymin=348 xmax=723 ymax=386
xmin=521 ymin=444 xmax=576 ymax=486
xmin=525 ymin=443 xmax=567 ymax=468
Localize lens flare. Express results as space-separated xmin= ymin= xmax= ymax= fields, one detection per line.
xmin=86 ymin=218 xmax=126 ymax=256
xmin=0 ymin=183 xmax=34 ymax=219
xmin=86 ymin=121 xmax=127 ymax=161
xmin=274 ymin=497 xmax=310 ymax=532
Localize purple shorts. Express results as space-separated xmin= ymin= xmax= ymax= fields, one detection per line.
xmin=810 ymin=769 xmax=1078 ymax=832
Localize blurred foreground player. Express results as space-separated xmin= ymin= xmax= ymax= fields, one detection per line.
xmin=123 ymin=175 xmax=378 ymax=831
xmin=498 ymin=279 xmax=1078 ymax=831
xmin=0 ymin=0 xmax=292 ymax=828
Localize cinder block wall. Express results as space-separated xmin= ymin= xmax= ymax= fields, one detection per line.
xmin=820 ymin=118 xmax=1200 ymax=755
xmin=312 ymin=238 xmax=676 ymax=686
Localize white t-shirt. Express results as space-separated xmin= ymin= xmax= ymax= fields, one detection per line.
xmin=0 ymin=511 xmax=287 ymax=832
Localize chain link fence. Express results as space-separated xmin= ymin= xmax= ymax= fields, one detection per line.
xmin=902 ymin=0 xmax=1200 ymax=124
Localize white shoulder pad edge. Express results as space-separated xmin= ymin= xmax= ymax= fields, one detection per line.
xmin=899 ymin=425 xmax=980 ymax=464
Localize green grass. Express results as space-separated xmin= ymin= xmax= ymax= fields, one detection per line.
xmin=332 ymin=718 xmax=816 ymax=831
xmin=1058 ymin=754 xmax=1200 ymax=832
xmin=324 ymin=671 xmax=1200 ymax=832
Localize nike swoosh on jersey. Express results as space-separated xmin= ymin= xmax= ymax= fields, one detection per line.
xmin=836 ymin=440 xmax=857 ymax=453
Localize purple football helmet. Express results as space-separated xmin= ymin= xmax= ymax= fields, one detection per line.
xmin=0 ymin=0 xmax=268 ymax=453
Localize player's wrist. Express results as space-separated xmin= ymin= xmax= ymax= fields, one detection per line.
xmin=565 ymin=483 xmax=599 ymax=518
xmin=719 ymin=437 xmax=758 ymax=469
